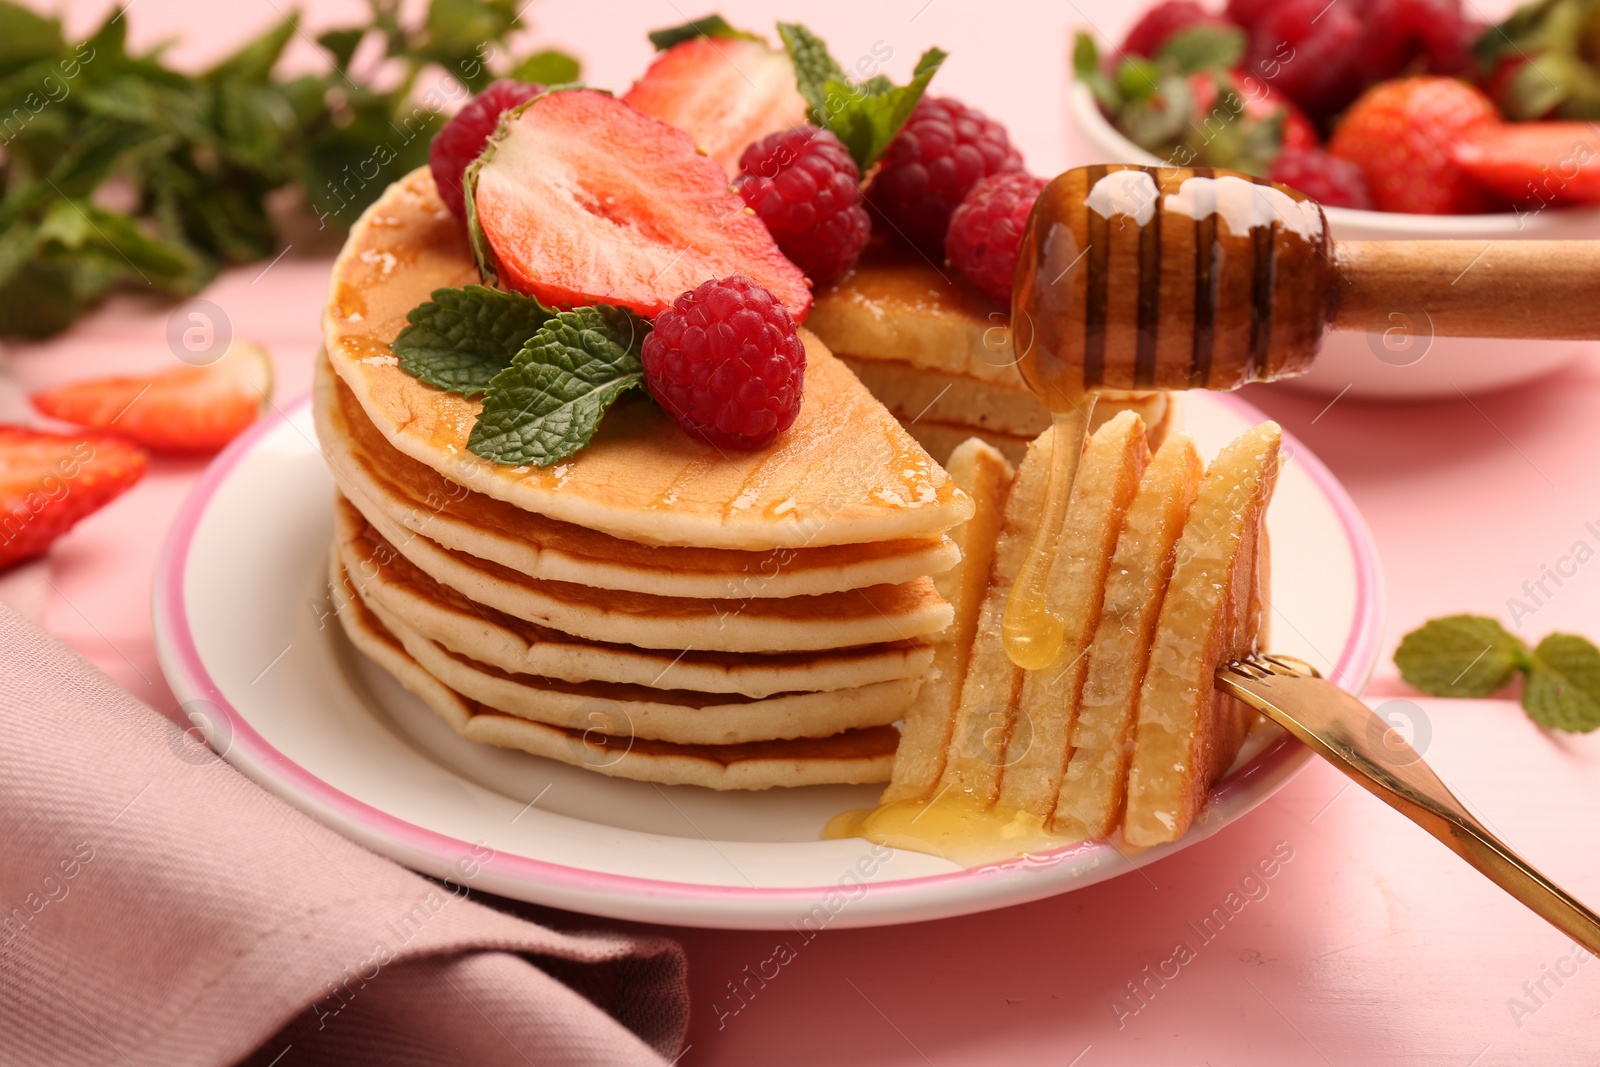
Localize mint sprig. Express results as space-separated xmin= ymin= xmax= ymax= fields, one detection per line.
xmin=776 ymin=23 xmax=946 ymax=171
xmin=648 ymin=14 xmax=762 ymax=51
xmin=467 ymin=305 xmax=650 ymax=468
xmin=1395 ymin=615 xmax=1600 ymax=733
xmin=391 ymin=285 xmax=553 ymax=396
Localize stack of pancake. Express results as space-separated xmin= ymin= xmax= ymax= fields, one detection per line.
xmin=807 ymin=240 xmax=1174 ymax=466
xmin=318 ymin=169 xmax=979 ymax=790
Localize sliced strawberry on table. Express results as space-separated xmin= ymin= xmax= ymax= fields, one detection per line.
xmin=468 ymin=88 xmax=812 ymax=319
xmin=0 ymin=426 xmax=146 ymax=570
xmin=623 ymin=36 xmax=809 ymax=177
xmin=1452 ymin=122 xmax=1600 ymax=207
xmin=31 ymin=342 xmax=273 ymax=453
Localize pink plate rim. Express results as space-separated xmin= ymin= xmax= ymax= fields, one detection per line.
xmin=153 ymin=389 xmax=1383 ymax=909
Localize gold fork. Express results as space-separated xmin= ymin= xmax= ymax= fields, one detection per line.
xmin=1217 ymin=654 xmax=1600 ymax=953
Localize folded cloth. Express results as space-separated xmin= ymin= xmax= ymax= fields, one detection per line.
xmin=0 ymin=603 xmax=689 ymax=1066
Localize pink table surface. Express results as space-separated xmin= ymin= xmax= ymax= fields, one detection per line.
xmin=11 ymin=1 xmax=1600 ymax=1063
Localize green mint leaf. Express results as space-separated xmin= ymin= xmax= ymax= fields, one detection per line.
xmin=0 ymin=3 xmax=63 ymax=75
xmin=1156 ymin=24 xmax=1246 ymax=75
xmin=820 ymin=47 xmax=946 ymax=171
xmin=1524 ymin=633 xmax=1600 ymax=732
xmin=778 ymin=23 xmax=946 ymax=171
xmin=777 ymin=22 xmax=847 ymax=116
xmin=1073 ymin=31 xmax=1121 ymax=112
xmin=392 ymin=285 xmax=555 ymax=396
xmin=317 ymin=28 xmax=367 ymax=72
xmin=469 ymin=306 xmax=650 ymax=467
xmin=648 ymin=14 xmax=761 ymax=51
xmin=508 ymin=49 xmax=580 ymax=85
xmin=421 ymin=0 xmax=521 ymax=66
xmin=206 ymin=13 xmax=299 ymax=83
xmin=1394 ymin=614 xmax=1529 ymax=698
xmin=1115 ymin=56 xmax=1163 ymax=103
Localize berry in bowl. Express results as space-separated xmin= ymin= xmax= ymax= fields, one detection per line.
xmin=1066 ymin=0 xmax=1600 ymax=399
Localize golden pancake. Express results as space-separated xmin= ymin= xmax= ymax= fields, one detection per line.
xmin=335 ymin=494 xmax=953 ymax=653
xmin=881 ymin=437 xmax=1013 ymax=805
xmin=359 ymin=590 xmax=919 ymax=744
xmin=315 ymin=354 xmax=960 ymax=599
xmin=996 ymin=412 xmax=1149 ymax=818
xmin=323 ymin=168 xmax=972 ymax=551
xmin=809 ymin=240 xmax=1018 ymax=386
xmin=839 ymin=356 xmax=1051 ymax=438
xmin=340 ymin=526 xmax=934 ymax=697
xmin=331 ymin=556 xmax=897 ymax=788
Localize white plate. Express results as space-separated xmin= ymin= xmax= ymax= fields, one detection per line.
xmin=153 ymin=389 xmax=1382 ymax=930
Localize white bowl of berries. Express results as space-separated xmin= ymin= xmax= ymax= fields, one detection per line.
xmin=1066 ymin=0 xmax=1600 ymax=399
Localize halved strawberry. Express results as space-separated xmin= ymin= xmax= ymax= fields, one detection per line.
xmin=623 ymin=36 xmax=809 ymax=177
xmin=469 ymin=89 xmax=812 ymax=319
xmin=31 ymin=342 xmax=273 ymax=453
xmin=0 ymin=426 xmax=146 ymax=569
xmin=1452 ymin=122 xmax=1600 ymax=207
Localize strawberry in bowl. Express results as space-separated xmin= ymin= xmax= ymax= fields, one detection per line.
xmin=1068 ymin=0 xmax=1600 ymax=398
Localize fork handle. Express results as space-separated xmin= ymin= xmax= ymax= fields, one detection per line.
xmin=1218 ymin=665 xmax=1600 ymax=953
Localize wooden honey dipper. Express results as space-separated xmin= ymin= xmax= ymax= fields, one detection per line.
xmin=1001 ymin=163 xmax=1600 ymax=669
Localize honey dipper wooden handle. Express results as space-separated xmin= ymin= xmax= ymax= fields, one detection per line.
xmin=1332 ymin=240 xmax=1600 ymax=339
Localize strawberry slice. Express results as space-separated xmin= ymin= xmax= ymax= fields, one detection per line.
xmin=469 ymin=88 xmax=812 ymax=319
xmin=1452 ymin=122 xmax=1600 ymax=207
xmin=0 ymin=426 xmax=146 ymax=569
xmin=32 ymin=342 xmax=273 ymax=453
xmin=623 ymin=36 xmax=809 ymax=177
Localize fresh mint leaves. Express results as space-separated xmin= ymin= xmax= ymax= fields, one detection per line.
xmin=467 ymin=305 xmax=650 ymax=468
xmin=776 ymin=23 xmax=946 ymax=171
xmin=1524 ymin=633 xmax=1600 ymax=732
xmin=0 ymin=0 xmax=579 ymax=338
xmin=391 ymin=285 xmax=553 ymax=396
xmin=648 ymin=14 xmax=762 ymax=51
xmin=1395 ymin=615 xmax=1600 ymax=733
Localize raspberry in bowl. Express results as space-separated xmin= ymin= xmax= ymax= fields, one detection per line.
xmin=1066 ymin=0 xmax=1600 ymax=399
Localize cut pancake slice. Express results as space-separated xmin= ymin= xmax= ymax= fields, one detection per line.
xmin=324 ymin=169 xmax=972 ymax=551
xmin=330 ymin=557 xmax=898 ymax=788
xmin=1123 ymin=422 xmax=1282 ymax=847
xmin=937 ymin=427 xmax=1057 ymax=803
xmin=840 ymin=357 xmax=1051 ymax=439
xmin=996 ymin=411 xmax=1150 ymax=819
xmin=357 ymin=588 xmax=919 ymax=744
xmin=315 ymin=356 xmax=959 ymax=599
xmin=335 ymin=494 xmax=953 ymax=654
xmin=881 ymin=438 xmax=1013 ymax=804
xmin=349 ymin=533 xmax=935 ymax=698
xmin=1053 ymin=432 xmax=1204 ymax=840
xmin=809 ymin=239 xmax=1016 ymax=386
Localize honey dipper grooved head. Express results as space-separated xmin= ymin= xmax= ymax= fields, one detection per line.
xmin=1011 ymin=165 xmax=1338 ymax=402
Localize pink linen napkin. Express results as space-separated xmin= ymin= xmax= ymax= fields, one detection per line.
xmin=0 ymin=602 xmax=689 ymax=1066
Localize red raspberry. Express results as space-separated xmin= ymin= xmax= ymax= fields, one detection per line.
xmin=429 ymin=80 xmax=544 ymax=219
xmin=1268 ymin=149 xmax=1374 ymax=210
xmin=1225 ymin=0 xmax=1276 ymax=30
xmin=735 ymin=126 xmax=871 ymax=287
xmin=641 ymin=276 xmax=806 ymax=451
xmin=945 ymin=172 xmax=1048 ymax=304
xmin=1245 ymin=0 xmax=1364 ymax=119
xmin=1122 ymin=2 xmax=1229 ymax=57
xmin=866 ymin=96 xmax=1025 ymax=253
xmin=1356 ymin=0 xmax=1477 ymax=83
